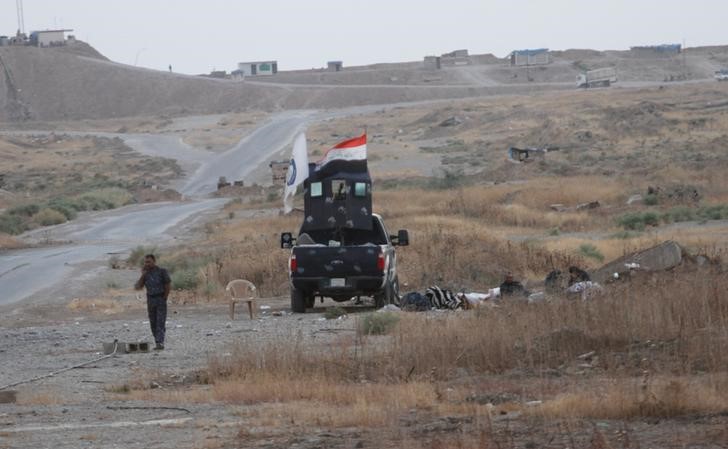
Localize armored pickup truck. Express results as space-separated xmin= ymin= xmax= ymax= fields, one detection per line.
xmin=280 ymin=214 xmax=408 ymax=313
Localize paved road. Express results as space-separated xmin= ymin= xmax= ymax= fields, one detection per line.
xmin=0 ymin=199 xmax=226 ymax=306
xmin=181 ymin=110 xmax=315 ymax=196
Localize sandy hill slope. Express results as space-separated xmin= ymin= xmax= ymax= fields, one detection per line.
xmin=0 ymin=42 xmax=286 ymax=122
xmin=1 ymin=42 xmax=727 ymax=122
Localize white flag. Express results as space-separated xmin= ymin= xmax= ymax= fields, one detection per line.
xmin=283 ymin=133 xmax=309 ymax=213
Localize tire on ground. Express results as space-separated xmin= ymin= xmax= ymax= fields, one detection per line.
xmin=291 ymin=288 xmax=306 ymax=313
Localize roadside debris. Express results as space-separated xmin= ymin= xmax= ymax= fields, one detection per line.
xmin=507 ymin=146 xmax=558 ymax=163
xmin=550 ymin=201 xmax=601 ymax=212
xmin=626 ymin=194 xmax=643 ymax=205
xmin=439 ymin=116 xmax=462 ymax=127
xmin=400 ymin=291 xmax=431 ymax=311
xmin=378 ymin=304 xmax=401 ymax=313
xmin=566 ymin=281 xmax=604 ymax=300
xmin=646 ymin=184 xmax=701 ymax=205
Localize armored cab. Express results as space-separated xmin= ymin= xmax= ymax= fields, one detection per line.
xmin=301 ymin=162 xmax=373 ymax=232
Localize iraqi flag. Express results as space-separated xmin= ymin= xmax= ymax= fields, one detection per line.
xmin=315 ymin=133 xmax=367 ymax=176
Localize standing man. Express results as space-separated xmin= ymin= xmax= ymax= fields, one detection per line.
xmin=134 ymin=254 xmax=171 ymax=350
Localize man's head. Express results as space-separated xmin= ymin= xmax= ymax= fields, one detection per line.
xmin=504 ymin=273 xmax=514 ymax=283
xmin=143 ymin=254 xmax=157 ymax=270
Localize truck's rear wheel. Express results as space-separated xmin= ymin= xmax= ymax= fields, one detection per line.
xmin=291 ymin=288 xmax=306 ymax=313
xmin=305 ymin=295 xmax=315 ymax=309
xmin=375 ymin=277 xmax=399 ymax=308
xmin=391 ymin=277 xmax=401 ymax=306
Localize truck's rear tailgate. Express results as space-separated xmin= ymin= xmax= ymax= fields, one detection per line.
xmin=292 ymin=245 xmax=382 ymax=279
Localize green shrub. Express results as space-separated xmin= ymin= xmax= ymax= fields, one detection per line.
xmin=358 ymin=312 xmax=400 ymax=336
xmin=77 ymin=188 xmax=133 ymax=211
xmin=108 ymin=255 xmax=122 ymax=269
xmin=617 ymin=211 xmax=660 ymax=231
xmin=47 ymin=198 xmax=78 ymax=220
xmin=663 ymin=207 xmax=695 ymax=223
xmin=171 ymin=268 xmax=200 ymax=290
xmin=643 ymin=194 xmax=659 ymax=206
xmin=697 ymin=205 xmax=728 ymax=221
xmin=0 ymin=214 xmax=25 ymax=235
xmin=33 ymin=208 xmax=67 ymax=226
xmin=127 ymin=246 xmax=158 ymax=267
xmin=578 ymin=243 xmax=604 ymax=262
xmin=324 ymin=306 xmax=347 ymax=320
xmin=8 ymin=203 xmax=40 ymax=217
xmin=202 ymin=281 xmax=219 ymax=298
xmin=611 ymin=230 xmax=641 ymax=240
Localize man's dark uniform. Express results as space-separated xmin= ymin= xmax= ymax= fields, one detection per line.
xmin=568 ymin=266 xmax=591 ymax=286
xmin=143 ymin=267 xmax=171 ymax=346
xmin=499 ymin=279 xmax=528 ymax=297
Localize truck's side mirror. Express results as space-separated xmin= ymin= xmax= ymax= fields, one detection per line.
xmin=281 ymin=232 xmax=296 ymax=249
xmin=391 ymin=229 xmax=409 ymax=246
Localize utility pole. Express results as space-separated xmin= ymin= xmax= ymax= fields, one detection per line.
xmin=16 ymin=0 xmax=25 ymax=34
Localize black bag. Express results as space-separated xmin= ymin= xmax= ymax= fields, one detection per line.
xmin=400 ymin=291 xmax=430 ymax=312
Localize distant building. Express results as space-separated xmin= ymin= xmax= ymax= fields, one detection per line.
xmin=237 ymin=61 xmax=278 ymax=76
xmin=269 ymin=160 xmax=289 ymax=185
xmin=29 ymin=29 xmax=73 ymax=47
xmin=510 ymin=48 xmax=550 ymax=66
xmin=0 ymin=36 xmax=8 ymax=47
xmin=630 ymin=44 xmax=681 ymax=56
xmin=209 ymin=70 xmax=227 ymax=79
xmin=327 ymin=61 xmax=343 ymax=72
xmin=441 ymin=49 xmax=470 ymax=66
xmin=423 ymin=56 xmax=441 ymax=70
xmin=443 ymin=49 xmax=469 ymax=58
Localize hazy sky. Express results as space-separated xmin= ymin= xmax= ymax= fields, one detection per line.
xmin=2 ymin=0 xmax=726 ymax=74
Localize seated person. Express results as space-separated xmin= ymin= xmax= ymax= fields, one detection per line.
xmin=568 ymin=266 xmax=591 ymax=286
xmin=499 ymin=273 xmax=529 ymax=297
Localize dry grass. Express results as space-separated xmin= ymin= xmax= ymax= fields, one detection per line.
xmin=109 ymin=266 xmax=728 ymax=446
xmin=67 ymin=294 xmax=144 ymax=315
xmin=376 ymin=179 xmax=620 ymax=232
xmin=198 ymin=265 xmax=727 ymax=389
xmin=0 ymin=233 xmax=23 ymax=250
xmin=534 ymin=376 xmax=728 ymax=419
xmin=16 ymin=389 xmax=66 ymax=405
xmin=176 ymin=170 xmax=728 ymax=296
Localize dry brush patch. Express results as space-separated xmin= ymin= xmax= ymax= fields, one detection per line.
xmin=533 ymin=375 xmax=728 ymax=420
xmin=0 ymin=232 xmax=24 ymax=250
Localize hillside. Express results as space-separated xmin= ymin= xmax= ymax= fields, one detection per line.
xmin=1 ymin=42 xmax=727 ymax=122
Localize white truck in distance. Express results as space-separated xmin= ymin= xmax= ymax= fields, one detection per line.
xmin=577 ymin=67 xmax=618 ymax=88
xmin=716 ymin=70 xmax=728 ymax=81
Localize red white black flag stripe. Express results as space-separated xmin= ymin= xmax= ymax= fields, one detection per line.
xmin=315 ymin=133 xmax=367 ymax=175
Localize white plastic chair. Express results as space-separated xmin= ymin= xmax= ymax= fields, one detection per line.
xmin=226 ymin=279 xmax=258 ymax=320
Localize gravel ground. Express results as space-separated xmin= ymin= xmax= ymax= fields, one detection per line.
xmin=0 ymin=298 xmax=361 ymax=449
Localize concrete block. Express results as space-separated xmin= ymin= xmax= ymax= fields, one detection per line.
xmin=103 ymin=341 xmax=150 ymax=354
xmin=103 ymin=341 xmax=125 ymax=355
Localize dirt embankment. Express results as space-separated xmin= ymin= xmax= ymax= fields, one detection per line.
xmin=2 ymin=42 xmax=728 ymax=123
